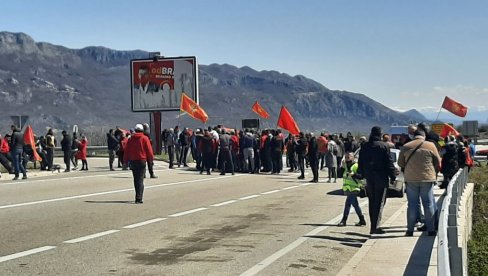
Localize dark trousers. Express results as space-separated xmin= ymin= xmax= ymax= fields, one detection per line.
xmin=63 ymin=151 xmax=71 ymax=171
xmin=309 ymin=156 xmax=319 ymax=181
xmin=11 ymin=148 xmax=26 ymax=177
xmin=366 ymin=176 xmax=388 ymax=233
xmin=179 ymin=146 xmax=189 ymax=166
xmin=219 ymin=150 xmax=234 ymax=174
xmin=46 ymin=148 xmax=54 ymax=170
xmin=108 ymin=149 xmax=116 ymax=169
xmin=254 ymin=149 xmax=260 ymax=173
xmin=0 ymin=152 xmax=13 ymax=173
xmin=288 ymin=152 xmax=297 ymax=171
xmin=167 ymin=145 xmax=174 ymax=168
xmin=319 ymin=153 xmax=326 ymax=170
xmin=147 ymin=160 xmax=155 ymax=176
xmin=201 ymin=153 xmax=212 ymax=173
xmin=130 ymin=160 xmax=146 ymax=201
xmin=336 ymin=156 xmax=343 ymax=178
xmin=271 ymin=152 xmax=282 ymax=173
xmin=297 ymin=154 xmax=305 ymax=177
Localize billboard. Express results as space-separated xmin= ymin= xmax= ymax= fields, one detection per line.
xmin=130 ymin=56 xmax=198 ymax=112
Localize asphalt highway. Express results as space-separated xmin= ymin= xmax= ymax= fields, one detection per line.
xmin=0 ymin=158 xmax=406 ymax=276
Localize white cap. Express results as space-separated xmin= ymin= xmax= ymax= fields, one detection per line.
xmin=135 ymin=124 xmax=144 ymax=131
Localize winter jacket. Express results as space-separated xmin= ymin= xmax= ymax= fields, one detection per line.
xmin=107 ymin=133 xmax=119 ymax=151
xmin=61 ymin=134 xmax=72 ymax=152
xmin=358 ymin=135 xmax=396 ymax=182
xmin=10 ymin=129 xmax=24 ymax=150
xmin=441 ymin=143 xmax=459 ymax=177
xmin=123 ymin=132 xmax=154 ymax=163
xmin=398 ymin=136 xmax=441 ymax=182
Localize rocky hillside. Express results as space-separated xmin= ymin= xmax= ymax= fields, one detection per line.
xmin=0 ymin=31 xmax=424 ymax=135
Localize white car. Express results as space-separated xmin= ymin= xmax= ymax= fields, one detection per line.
xmin=390 ymin=148 xmax=405 ymax=186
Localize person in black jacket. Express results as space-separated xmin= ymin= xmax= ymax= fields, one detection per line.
xmin=107 ymin=129 xmax=119 ymax=171
xmin=358 ymin=126 xmax=397 ymax=235
xmin=270 ymin=130 xmax=284 ymax=174
xmin=296 ymin=132 xmax=307 ymax=180
xmin=61 ymin=130 xmax=72 ymax=172
xmin=307 ymin=133 xmax=319 ymax=183
xmin=10 ymin=125 xmax=27 ymax=180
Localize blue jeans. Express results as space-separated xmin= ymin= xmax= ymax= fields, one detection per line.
xmin=11 ymin=148 xmax=26 ymax=177
xmin=343 ymin=193 xmax=363 ymax=218
xmin=406 ymin=182 xmax=435 ymax=232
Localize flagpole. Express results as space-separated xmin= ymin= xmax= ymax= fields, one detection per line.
xmin=434 ymin=105 xmax=443 ymax=122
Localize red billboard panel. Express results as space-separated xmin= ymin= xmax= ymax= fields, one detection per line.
xmin=131 ymin=56 xmax=198 ymax=112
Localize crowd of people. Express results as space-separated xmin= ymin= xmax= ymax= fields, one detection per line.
xmin=0 ymin=125 xmax=89 ymax=180
xmin=1 ymin=121 xmax=477 ymax=236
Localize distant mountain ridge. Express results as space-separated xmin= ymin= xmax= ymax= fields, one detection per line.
xmin=0 ymin=31 xmax=423 ymax=134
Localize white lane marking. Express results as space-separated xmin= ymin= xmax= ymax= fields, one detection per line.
xmin=239 ymin=194 xmax=261 ymax=200
xmin=261 ymin=190 xmax=280 ymax=195
xmin=63 ymin=230 xmax=120 ymax=244
xmin=169 ymin=207 xmax=208 ymax=217
xmin=300 ymin=183 xmax=314 ymax=186
xmin=123 ymin=218 xmax=166 ymax=229
xmin=0 ymin=246 xmax=56 ymax=263
xmin=240 ymin=200 xmax=368 ymax=276
xmin=281 ymin=185 xmax=299 ymax=190
xmin=0 ymin=175 xmax=243 ymax=210
xmin=211 ymin=200 xmax=238 ymax=207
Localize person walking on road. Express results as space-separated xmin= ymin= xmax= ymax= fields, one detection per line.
xmin=398 ymin=129 xmax=441 ymax=237
xmin=124 ymin=124 xmax=154 ymax=204
xmin=296 ymin=132 xmax=307 ymax=180
xmin=143 ymin=123 xmax=157 ymax=178
xmin=307 ymin=133 xmax=319 ymax=183
xmin=357 ymin=126 xmax=397 ymax=235
xmin=338 ymin=152 xmax=366 ymax=227
xmin=77 ymin=135 xmax=88 ymax=170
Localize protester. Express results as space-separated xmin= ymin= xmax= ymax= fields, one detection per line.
xmin=107 ymin=129 xmax=119 ymax=171
xmin=307 ymin=133 xmax=319 ymax=183
xmin=45 ymin=128 xmax=55 ymax=171
xmin=0 ymin=134 xmax=14 ymax=174
xmin=218 ymin=129 xmax=234 ymax=175
xmin=270 ymin=130 xmax=284 ymax=174
xmin=344 ymin=132 xmax=359 ymax=154
xmin=77 ymin=135 xmax=88 ymax=170
xmin=285 ymin=134 xmax=297 ymax=173
xmin=326 ymin=135 xmax=338 ymax=183
xmin=178 ymin=128 xmax=190 ymax=167
xmin=10 ymin=126 xmax=27 ymax=180
xmin=143 ymin=123 xmax=158 ymax=178
xmin=71 ymin=133 xmax=80 ymax=170
xmin=199 ymin=129 xmax=215 ymax=175
xmin=124 ymin=124 xmax=154 ymax=204
xmin=358 ymin=126 xmax=397 ymax=235
xmin=317 ymin=132 xmax=328 ymax=171
xmin=382 ymin=134 xmax=395 ymax=149
xmin=61 ymin=130 xmax=72 ymax=172
xmin=296 ymin=132 xmax=307 ymax=179
xmin=338 ymin=152 xmax=366 ymax=227
xmin=398 ymin=129 xmax=440 ymax=237
xmin=439 ymin=135 xmax=459 ymax=189
xmin=166 ymin=128 xmax=175 ymax=169
xmin=241 ymin=129 xmax=255 ymax=173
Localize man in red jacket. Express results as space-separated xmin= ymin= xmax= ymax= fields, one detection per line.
xmin=124 ymin=124 xmax=154 ymax=204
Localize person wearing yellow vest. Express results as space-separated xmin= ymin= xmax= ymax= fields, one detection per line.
xmin=338 ymin=152 xmax=366 ymax=227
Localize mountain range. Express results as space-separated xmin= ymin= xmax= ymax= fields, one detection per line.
xmin=0 ymin=31 xmax=427 ymax=136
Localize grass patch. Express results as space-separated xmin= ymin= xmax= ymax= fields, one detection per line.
xmin=468 ymin=164 xmax=488 ymax=276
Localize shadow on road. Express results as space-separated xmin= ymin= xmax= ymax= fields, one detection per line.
xmin=326 ymin=189 xmax=345 ymax=196
xmin=300 ymin=223 xmax=339 ymax=227
xmin=84 ymin=200 xmax=134 ymax=204
xmin=304 ymin=234 xmax=367 ymax=244
xmin=403 ymin=234 xmax=436 ymax=276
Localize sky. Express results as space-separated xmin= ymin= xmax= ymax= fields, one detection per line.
xmin=1 ymin=0 xmax=487 ymax=121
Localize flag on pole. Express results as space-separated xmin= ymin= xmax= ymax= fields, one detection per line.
xmin=23 ymin=125 xmax=41 ymax=161
xmin=180 ymin=93 xmax=208 ymax=123
xmin=277 ymin=106 xmax=300 ymax=135
xmin=440 ymin=123 xmax=460 ymax=138
xmin=441 ymin=96 xmax=468 ymax=117
xmin=251 ymin=101 xmax=270 ymax=119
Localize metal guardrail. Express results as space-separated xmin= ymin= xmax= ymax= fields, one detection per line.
xmin=438 ymin=168 xmax=469 ymax=276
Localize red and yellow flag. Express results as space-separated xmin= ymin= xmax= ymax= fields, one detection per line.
xmin=23 ymin=125 xmax=41 ymax=161
xmin=180 ymin=93 xmax=208 ymax=123
xmin=440 ymin=123 xmax=460 ymax=138
xmin=442 ymin=96 xmax=468 ymax=117
xmin=277 ymin=106 xmax=300 ymax=135
xmin=251 ymin=101 xmax=270 ymax=119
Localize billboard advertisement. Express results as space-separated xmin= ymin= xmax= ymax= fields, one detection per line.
xmin=130 ymin=56 xmax=198 ymax=112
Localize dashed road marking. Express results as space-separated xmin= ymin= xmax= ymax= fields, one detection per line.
xmin=281 ymin=185 xmax=299 ymax=190
xmin=123 ymin=218 xmax=166 ymax=229
xmin=211 ymin=200 xmax=238 ymax=207
xmin=239 ymin=194 xmax=261 ymax=200
xmin=63 ymin=230 xmax=120 ymax=244
xmin=261 ymin=190 xmax=280 ymax=195
xmin=169 ymin=207 xmax=208 ymax=217
xmin=0 ymin=246 xmax=56 ymax=263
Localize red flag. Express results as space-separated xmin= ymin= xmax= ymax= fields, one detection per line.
xmin=23 ymin=125 xmax=41 ymax=161
xmin=277 ymin=106 xmax=300 ymax=135
xmin=442 ymin=96 xmax=468 ymax=117
xmin=251 ymin=101 xmax=270 ymax=119
xmin=440 ymin=123 xmax=460 ymax=138
xmin=180 ymin=93 xmax=208 ymax=123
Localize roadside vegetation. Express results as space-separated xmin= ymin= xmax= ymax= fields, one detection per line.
xmin=468 ymin=163 xmax=488 ymax=276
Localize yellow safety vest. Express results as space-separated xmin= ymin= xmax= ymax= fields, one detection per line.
xmin=342 ymin=163 xmax=362 ymax=192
